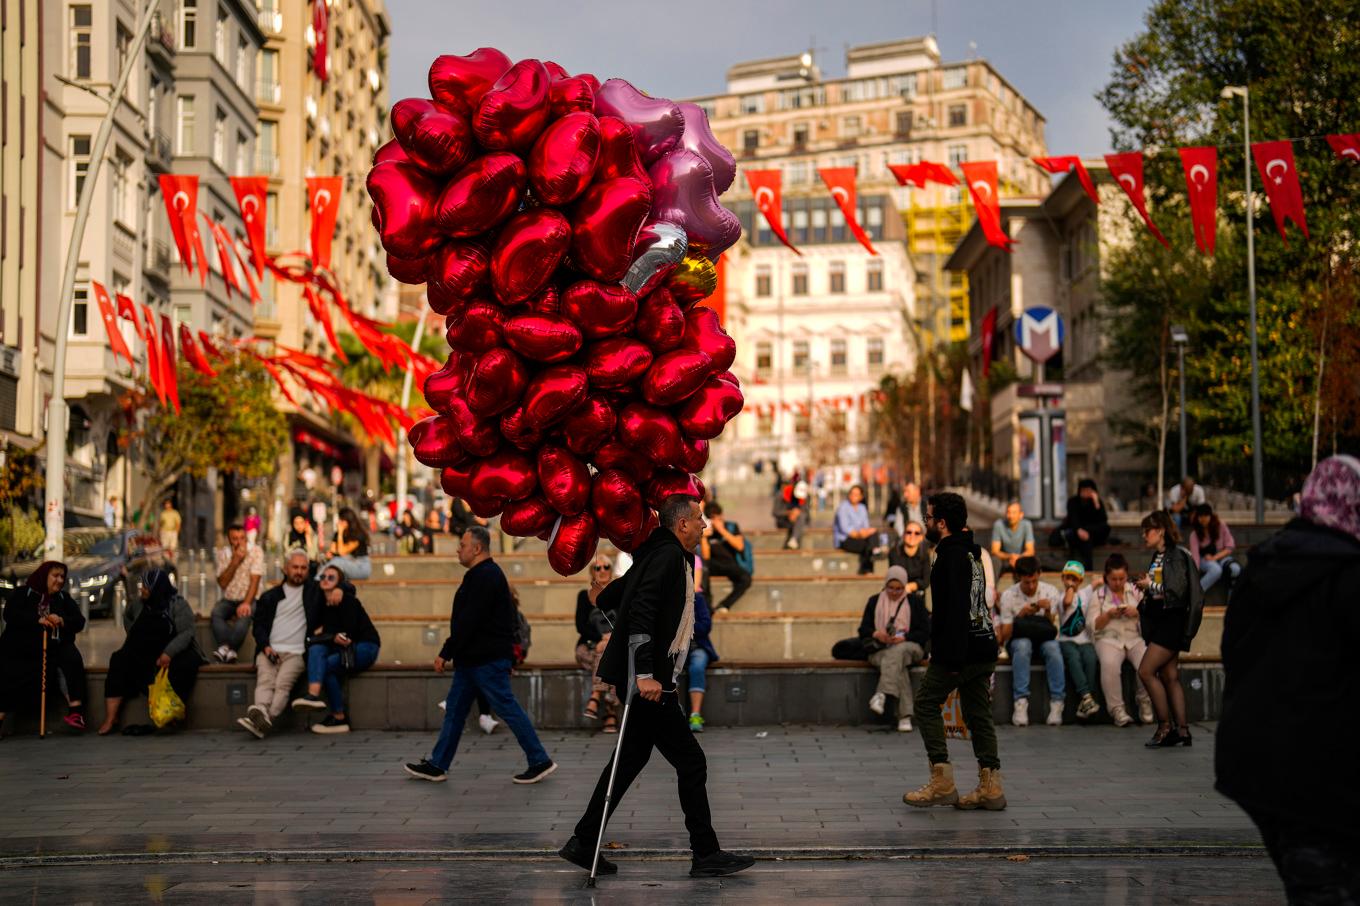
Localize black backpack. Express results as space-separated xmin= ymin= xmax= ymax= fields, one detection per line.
xmin=512 ymin=609 xmax=532 ymax=665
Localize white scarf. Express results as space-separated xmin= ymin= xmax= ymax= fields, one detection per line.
xmin=667 ymin=557 xmax=696 ymax=682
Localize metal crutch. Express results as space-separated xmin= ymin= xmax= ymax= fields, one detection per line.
xmin=39 ymin=630 xmax=48 ymax=739
xmin=586 ymin=633 xmax=649 ymax=888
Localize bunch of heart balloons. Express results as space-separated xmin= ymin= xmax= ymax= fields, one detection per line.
xmin=366 ymin=48 xmax=745 ymax=576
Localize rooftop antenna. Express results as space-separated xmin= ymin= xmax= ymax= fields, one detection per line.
xmin=931 ymin=0 xmax=938 ymax=38
xmin=968 ymin=40 xmax=978 ymax=60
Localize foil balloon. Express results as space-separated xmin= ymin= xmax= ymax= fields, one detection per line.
xmin=549 ymin=76 xmax=596 ymax=119
xmin=426 ymin=240 xmax=491 ymax=315
xmin=666 ymin=254 xmax=717 ymax=308
xmin=429 ymin=47 xmax=512 ymax=115
xmin=490 ymin=208 xmax=571 ymax=304
xmin=644 ymin=469 xmax=705 ymax=507
xmin=435 ymin=152 xmax=526 ymax=237
xmin=470 ymin=448 xmax=538 ymax=503
xmin=373 ymin=139 xmax=410 ymax=165
xmin=422 ymin=355 xmax=467 ymax=413
xmin=443 ymin=396 xmax=500 ymax=457
xmin=445 ymin=301 xmax=505 ymax=354
xmin=559 ymin=279 xmax=638 ymax=339
xmin=679 ymin=305 xmax=736 ymax=371
xmin=502 ymin=312 xmax=583 ymax=363
xmin=570 ymin=177 xmax=653 ymax=282
xmin=408 ymin=416 xmax=467 ymax=468
xmin=465 ymin=493 xmax=508 ymax=519
xmin=366 ymin=161 xmax=443 ymax=260
xmin=473 ymin=58 xmax=551 ymax=152
xmin=527 ymin=112 xmax=601 ymax=206
xmin=713 ymin=369 xmax=740 ymax=387
xmin=593 ymin=79 xmax=684 ymax=164
xmin=521 ymin=365 xmax=588 ymax=429
xmin=634 ymin=286 xmax=686 ymax=352
xmin=584 ymin=337 xmax=653 ymax=388
xmin=676 ymin=435 xmax=711 ymax=473
xmin=676 ymin=376 xmax=744 ymax=439
xmin=593 ymin=440 xmax=656 ymax=485
xmin=621 ymin=221 xmax=687 ymax=297
xmin=548 ymin=511 xmax=599 ymax=576
xmin=618 ymin=402 xmax=685 ymax=468
xmin=499 ymin=403 xmax=545 ymax=452
xmin=543 ymin=60 xmax=570 ymax=80
xmin=528 ymin=285 xmax=560 ymax=314
xmin=465 ymin=346 xmax=529 ymax=417
xmin=559 ymin=395 xmax=616 ymax=456
xmin=440 ymin=463 xmax=475 ymax=499
xmin=500 ymin=495 xmax=557 ymax=537
xmin=591 ymin=469 xmax=645 ymax=542
xmin=386 ymin=251 xmax=430 ymax=285
xmin=641 ymin=349 xmax=714 ymax=406
xmin=648 ymin=150 xmax=741 ymax=259
xmin=390 ymin=98 xmax=474 ymax=176
xmin=616 ymin=508 xmax=659 ymax=553
xmin=595 ymin=116 xmax=651 ymax=183
xmin=676 ymin=101 xmax=736 ymax=194
xmin=537 ymin=444 xmax=591 ymax=515
xmin=574 ymin=72 xmax=602 ymax=95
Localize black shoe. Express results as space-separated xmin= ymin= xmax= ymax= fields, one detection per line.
xmin=513 ymin=761 xmax=558 ymax=784
xmin=1175 ymin=727 xmax=1193 ymax=747
xmin=403 ymin=759 xmax=447 ymax=782
xmin=291 ymin=694 xmax=326 ymax=712
xmin=1147 ymin=726 xmax=1183 ymax=748
xmin=558 ymin=835 xmax=618 ymax=874
xmin=690 ymin=850 xmax=755 ymax=878
xmin=311 ymin=714 xmax=351 ymax=734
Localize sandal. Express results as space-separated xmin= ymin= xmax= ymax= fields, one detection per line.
xmin=602 ymin=713 xmax=618 ymax=734
xmin=583 ymin=695 xmax=602 ymax=721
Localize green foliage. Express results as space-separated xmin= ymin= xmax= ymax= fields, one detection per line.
xmin=0 ymin=509 xmax=43 ymax=562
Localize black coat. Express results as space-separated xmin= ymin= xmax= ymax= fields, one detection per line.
xmin=306 ymin=589 xmax=381 ymax=648
xmin=857 ymin=593 xmax=930 ymax=650
xmin=253 ymin=579 xmax=326 ymax=650
xmin=1215 ymin=520 xmax=1360 ymax=831
xmin=438 ymin=558 xmax=515 ymax=666
xmin=927 ymin=530 xmax=998 ymax=671
xmin=0 ymin=586 xmax=85 ymax=660
xmin=596 ymin=527 xmax=691 ymax=689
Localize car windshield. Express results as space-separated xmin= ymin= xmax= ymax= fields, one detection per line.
xmin=36 ymin=531 xmax=124 ymax=559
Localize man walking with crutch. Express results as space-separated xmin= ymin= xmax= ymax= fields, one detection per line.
xmin=559 ymin=494 xmax=754 ymax=881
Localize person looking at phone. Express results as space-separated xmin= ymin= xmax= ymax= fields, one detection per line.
xmin=995 ymin=557 xmax=1067 ymax=727
xmin=236 ymin=550 xmax=322 ymax=739
xmin=291 ymin=565 xmax=381 ymax=734
xmin=1088 ymin=553 xmax=1155 ymax=728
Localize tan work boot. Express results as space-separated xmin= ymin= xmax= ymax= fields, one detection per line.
xmin=903 ymin=762 xmax=958 ymax=808
xmin=955 ymin=767 xmax=1007 ymax=811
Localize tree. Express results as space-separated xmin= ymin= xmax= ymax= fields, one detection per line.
xmin=0 ymin=443 xmax=44 ymax=563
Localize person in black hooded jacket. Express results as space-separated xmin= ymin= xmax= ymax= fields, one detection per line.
xmin=1216 ymin=455 xmax=1360 ymax=904
xmin=0 ymin=561 xmax=88 ymax=732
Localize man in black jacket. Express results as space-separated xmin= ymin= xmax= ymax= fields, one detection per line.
xmin=903 ymin=492 xmax=1006 ymax=811
xmin=1049 ymin=478 xmax=1111 ymax=570
xmin=237 ymin=550 xmax=319 ymax=738
xmin=559 ymin=495 xmax=754 ymax=879
xmin=404 ymin=526 xmax=555 ymax=784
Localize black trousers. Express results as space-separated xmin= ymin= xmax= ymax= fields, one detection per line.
xmin=702 ymin=557 xmax=752 ymax=610
xmin=573 ymin=692 xmax=719 ymax=856
xmin=840 ymin=537 xmax=876 ymax=574
xmin=105 ymin=646 xmax=201 ymax=702
xmin=0 ymin=644 xmax=87 ymax=713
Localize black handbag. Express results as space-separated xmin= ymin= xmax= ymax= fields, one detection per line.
xmin=832 ymin=637 xmax=870 ymax=660
xmin=1012 ymin=615 xmax=1057 ymax=643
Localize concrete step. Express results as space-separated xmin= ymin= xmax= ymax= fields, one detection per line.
xmin=368 ymin=550 xmax=888 ymax=582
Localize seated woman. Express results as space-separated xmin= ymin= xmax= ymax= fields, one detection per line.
xmin=324 ymin=507 xmax=372 ymax=581
xmin=0 ymin=561 xmax=89 ymax=732
xmin=1087 ymin=553 xmax=1155 ymax=727
xmin=686 ymin=587 xmax=719 ymax=733
xmin=287 ymin=514 xmax=321 ymax=576
xmin=857 ymin=565 xmax=930 ymax=732
xmin=1189 ymin=503 xmax=1242 ymax=593
xmin=575 ymin=554 xmax=619 ymax=733
xmin=887 ymin=520 xmax=931 ymax=601
xmin=98 ymin=569 xmax=205 ymax=735
xmin=291 ymin=565 xmax=381 ymax=734
xmin=835 ymin=484 xmax=882 ymax=575
xmin=393 ymin=510 xmax=423 ymax=555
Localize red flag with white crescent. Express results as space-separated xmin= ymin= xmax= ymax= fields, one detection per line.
xmin=206 ymin=220 xmax=243 ymax=300
xmin=1104 ymin=152 xmax=1169 ymax=249
xmin=744 ymin=169 xmax=799 ymax=254
xmin=1178 ymin=146 xmax=1218 ymax=255
xmin=160 ymin=312 xmax=181 ymax=414
xmin=958 ymin=161 xmax=1014 ymax=251
xmin=159 ymin=174 xmax=208 ymax=284
xmin=1326 ymin=134 xmax=1360 ymax=163
xmin=179 ymin=323 xmax=217 ymax=377
xmin=115 ymin=292 xmax=142 ymax=339
xmin=197 ymin=330 xmax=227 ymax=361
xmin=887 ymin=161 xmax=957 ymax=189
xmin=229 ymin=176 xmax=268 ymax=278
xmin=1033 ymin=156 xmax=1100 ymax=205
xmin=307 ymin=176 xmax=342 ymax=269
xmin=92 ymin=282 xmax=135 ymax=368
xmin=312 ymin=0 xmax=329 ymax=83
xmin=1251 ymin=140 xmax=1309 ymax=243
xmin=140 ymin=304 xmax=164 ymax=405
xmin=818 ymin=167 xmax=876 ymax=255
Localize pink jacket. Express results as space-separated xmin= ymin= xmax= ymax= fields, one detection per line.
xmin=1189 ymin=522 xmax=1235 ymax=566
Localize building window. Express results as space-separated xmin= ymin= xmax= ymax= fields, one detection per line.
xmin=71 ymin=6 xmax=92 ymax=79
xmin=942 ymin=66 xmax=967 ymax=89
xmin=177 ymin=95 xmax=196 ymax=154
xmin=947 ymin=143 xmax=968 ymax=166
xmin=117 ymin=22 xmax=133 ymax=75
xmin=259 ymin=49 xmax=279 ymax=103
xmin=180 ymin=0 xmax=197 ymax=49
xmin=787 ymin=160 xmax=809 ymax=185
xmin=69 ymin=135 xmax=92 ymax=206
xmin=791 ymin=208 xmax=808 ymax=245
xmin=867 ymin=337 xmax=885 ymax=371
xmin=866 ymin=260 xmax=884 ymax=291
xmin=755 ymin=341 xmax=772 ymax=374
xmin=949 ymin=104 xmax=967 ymax=127
xmin=830 ymin=338 xmax=847 ymax=374
xmin=829 ymin=411 xmax=848 ymax=433
xmin=214 ymin=6 xmax=228 ymax=63
xmin=235 ymin=131 xmax=248 ymax=176
xmin=829 ymin=261 xmax=845 ymax=294
xmin=71 ymin=287 xmax=89 ymax=336
xmin=265 ymin=190 xmax=280 ymax=247
xmin=111 ymin=150 xmax=132 ymax=224
xmin=792 ymin=123 xmax=808 ymax=148
xmin=236 ymin=36 xmax=251 ymax=85
xmin=895 ymin=110 xmax=913 ymax=137
xmin=792 ymin=340 xmax=809 ymax=373
xmin=213 ymin=107 xmax=226 ymax=167
xmin=258 ymin=120 xmax=277 ymax=175
xmin=811 ymin=207 xmax=827 ymax=242
xmin=757 ymin=410 xmax=773 ymax=437
xmin=740 ymin=94 xmax=764 ymax=115
xmin=755 ymin=266 xmax=771 ymax=297
xmin=841 ymin=115 xmax=861 ymax=138
xmin=794 ymin=412 xmax=810 ymax=436
xmin=742 ymin=129 xmax=759 ymax=153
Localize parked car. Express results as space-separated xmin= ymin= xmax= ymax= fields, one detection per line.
xmin=0 ymin=528 xmax=171 ymax=619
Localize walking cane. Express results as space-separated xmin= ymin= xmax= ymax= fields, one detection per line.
xmin=39 ymin=629 xmax=48 ymax=739
xmin=586 ymin=633 xmax=648 ymax=888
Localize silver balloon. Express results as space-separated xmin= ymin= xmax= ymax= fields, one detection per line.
xmin=622 ymin=220 xmax=687 ymax=297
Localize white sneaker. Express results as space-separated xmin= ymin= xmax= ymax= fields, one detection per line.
xmin=897 ymin=717 xmax=913 ymax=733
xmin=437 ymin=700 xmax=446 ymax=711
xmin=1138 ymin=697 xmax=1155 ymax=725
xmin=225 ymin=648 xmax=239 ymax=664
xmin=213 ymin=644 xmax=231 ymax=663
xmin=236 ymin=716 xmax=264 ymax=739
xmin=246 ymin=704 xmax=272 ymax=731
xmin=1110 ymin=705 xmax=1134 ymax=727
xmin=479 ymin=713 xmax=499 ymax=735
xmin=869 ymin=692 xmax=886 ymax=716
xmin=1047 ymin=700 xmax=1064 ymax=726
xmin=1012 ymin=698 xmax=1029 ymax=727
xmin=785 ymin=538 xmax=799 ymax=550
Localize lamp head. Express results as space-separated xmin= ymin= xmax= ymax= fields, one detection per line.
xmin=1221 ymin=85 xmax=1246 ymax=100
xmin=1170 ymin=324 xmax=1189 ymax=345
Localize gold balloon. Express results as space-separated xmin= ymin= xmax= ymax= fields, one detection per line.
xmin=666 ymin=254 xmax=716 ymax=306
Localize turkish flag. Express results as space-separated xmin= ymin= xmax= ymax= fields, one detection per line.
xmin=140 ymin=304 xmax=165 ymax=405
xmin=958 ymin=161 xmax=1014 ymax=251
xmin=197 ymin=330 xmax=227 ymax=361
xmin=206 ymin=220 xmax=243 ymax=300
xmin=307 ymin=176 xmax=342 ymax=269
xmin=229 ymin=176 xmax=268 ymax=278
xmin=233 ymin=240 xmax=262 ymax=304
xmin=1033 ymin=156 xmax=1100 ymax=205
xmin=180 ymin=324 xmax=217 ymax=377
xmin=980 ymin=305 xmax=998 ymax=378
xmin=160 ymin=312 xmax=181 ymax=414
xmin=818 ymin=167 xmax=876 ymax=255
xmin=1104 ymin=152 xmax=1170 ymax=249
xmin=312 ymin=0 xmax=329 ymax=83
xmin=1252 ymin=140 xmax=1309 ymax=243
xmin=744 ymin=169 xmax=799 ymax=254
xmin=259 ymin=356 xmax=300 ymax=406
xmin=159 ymin=174 xmax=208 ymax=284
xmin=1179 ymin=146 xmax=1218 ymax=255
xmin=115 ymin=292 xmax=143 ymax=339
xmin=1326 ymin=134 xmax=1360 ymax=163
xmin=92 ymin=282 xmax=135 ymax=368
xmin=888 ymin=161 xmax=957 ymax=189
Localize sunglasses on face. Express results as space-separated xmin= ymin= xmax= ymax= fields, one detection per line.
xmin=904 ymin=529 xmax=923 ymax=536
xmin=320 ymin=573 xmax=339 ymax=584
xmin=592 ymin=565 xmax=611 ymax=572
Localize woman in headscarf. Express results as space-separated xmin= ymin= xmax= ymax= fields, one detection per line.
xmin=1216 ymin=455 xmax=1360 ymax=904
xmin=97 ymin=569 xmax=206 ymax=736
xmin=856 ymin=564 xmax=930 ymax=732
xmin=0 ymin=561 xmax=88 ymax=732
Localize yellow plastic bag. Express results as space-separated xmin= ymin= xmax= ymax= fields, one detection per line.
xmin=147 ymin=667 xmax=185 ymax=728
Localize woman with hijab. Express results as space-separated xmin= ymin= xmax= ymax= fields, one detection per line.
xmin=856 ymin=564 xmax=930 ymax=732
xmin=0 ymin=562 xmax=88 ymax=732
xmin=1216 ymin=455 xmax=1360 ymax=904
xmin=97 ymin=569 xmax=206 ymax=736
xmin=325 ymin=507 xmax=372 ymax=580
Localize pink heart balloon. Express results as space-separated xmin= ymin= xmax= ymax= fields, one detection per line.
xmin=440 ymin=463 xmax=475 ymax=499
xmin=386 ymin=250 xmax=431 ymax=285
xmin=591 ymin=469 xmax=645 ymax=542
xmin=570 ymin=177 xmax=653 ymax=282
xmin=593 ymin=440 xmax=656 ymax=485
xmin=549 ymin=76 xmax=595 ymax=119
xmin=559 ymin=279 xmax=638 ymax=339
xmin=502 ymin=313 xmax=583 ymax=363
xmin=466 ymin=346 xmax=529 ymax=417
xmin=677 ymin=101 xmax=736 ymax=194
xmin=391 ymin=98 xmax=474 ymax=176
xmin=559 ymin=395 xmax=616 ymax=456
xmin=595 ymin=116 xmax=651 ymax=183
xmin=548 ymin=511 xmax=599 ymax=576
xmin=584 ymin=337 xmax=653 ymax=388
xmin=426 ymin=240 xmax=491 ymax=315
xmin=490 ymin=208 xmax=572 ymax=304
xmin=522 ymin=365 xmax=588 ymax=430
xmin=499 ymin=403 xmax=545 ymax=452
xmin=473 ymin=58 xmax=551 ymax=152
xmin=445 ymin=301 xmax=505 ymax=355
xmin=373 ymin=139 xmax=411 ymax=165
xmin=408 ymin=415 xmax=468 ymax=468
xmin=500 ymin=495 xmax=557 ymax=537
xmin=618 ymin=402 xmax=685 ymax=468
xmin=635 ymin=286 xmax=686 ymax=352
xmin=593 ymin=79 xmax=684 ymax=164
xmin=676 ymin=435 xmax=711 ymax=473
xmin=527 ymin=112 xmax=600 ymax=206
xmin=429 ymin=47 xmax=512 ymax=115
xmin=422 ymin=354 xmax=468 ymax=414
xmin=435 ymin=152 xmax=526 ymax=237
xmin=648 ymin=150 xmax=742 ymax=259
xmin=676 ymin=376 xmax=744 ymax=439
xmin=680 ymin=305 xmax=737 ymax=372
xmin=644 ymin=469 xmax=705 ymax=508
xmin=537 ymin=444 xmax=591 ymax=516
xmin=641 ymin=349 xmax=714 ymax=406
xmin=470 ymin=448 xmax=538 ymax=502
xmin=443 ymin=396 xmax=501 ymax=457
xmin=366 ymin=161 xmax=442 ymax=260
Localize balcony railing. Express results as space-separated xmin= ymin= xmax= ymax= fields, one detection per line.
xmin=257 ymin=10 xmax=283 ymax=35
xmin=256 ymin=78 xmax=282 ymax=105
xmin=256 ymin=152 xmax=279 ymax=177
xmin=148 ymin=128 xmax=172 ymax=165
xmin=149 ymin=12 xmax=176 ymax=57
xmin=146 ymin=239 xmax=170 ymax=276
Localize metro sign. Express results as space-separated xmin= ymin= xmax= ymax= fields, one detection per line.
xmin=1014 ymin=306 xmax=1064 ymax=364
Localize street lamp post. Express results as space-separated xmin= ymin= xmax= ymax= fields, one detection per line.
xmin=1170 ymin=325 xmax=1189 ymax=481
xmin=1222 ymin=84 xmax=1265 ymax=523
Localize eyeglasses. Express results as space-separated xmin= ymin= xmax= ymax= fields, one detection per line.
xmin=592 ymin=565 xmax=612 ymax=572
xmin=319 ymin=573 xmax=339 ymax=584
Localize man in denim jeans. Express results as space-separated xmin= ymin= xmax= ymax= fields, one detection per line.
xmin=404 ymin=526 xmax=556 ymax=785
xmin=211 ymin=525 xmax=263 ymax=663
xmin=996 ymin=556 xmax=1067 ymax=727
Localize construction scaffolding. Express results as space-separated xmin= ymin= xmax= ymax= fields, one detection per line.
xmin=905 ymin=194 xmax=973 ymax=344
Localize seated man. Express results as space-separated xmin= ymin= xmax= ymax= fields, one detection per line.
xmin=1166 ymin=476 xmax=1206 ymax=530
xmin=237 ymin=549 xmax=320 ymax=739
xmin=996 ymin=556 xmax=1066 ymax=727
xmin=1049 ymin=479 xmax=1111 ymax=570
xmin=772 ymin=478 xmax=809 ymax=550
xmin=700 ymin=502 xmax=752 ymax=613
xmin=990 ymin=501 xmax=1036 ymax=573
xmin=211 ymin=524 xmax=264 ymax=663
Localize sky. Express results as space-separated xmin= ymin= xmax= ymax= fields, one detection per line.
xmin=386 ymin=0 xmax=1154 ymax=158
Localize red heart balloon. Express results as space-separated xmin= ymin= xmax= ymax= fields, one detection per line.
xmin=641 ymin=349 xmax=714 ymax=406
xmin=583 ymin=337 xmax=653 ymax=388
xmin=548 ymin=511 xmax=599 ymax=576
xmin=500 ymin=495 xmax=557 ymax=537
xmin=559 ymin=395 xmax=616 ymax=456
xmin=502 ymin=313 xmax=583 ymax=363
xmin=522 ymin=365 xmax=588 ymax=430
xmin=385 ymin=250 xmax=430 ymax=285
xmin=575 ymin=73 xmax=602 ymax=95
xmin=391 ymin=98 xmax=474 ymax=176
xmin=680 ymin=306 xmax=737 ymax=372
xmin=443 ymin=395 xmax=501 ymax=457
xmin=527 ymin=112 xmax=600 ymax=206
xmin=570 ymin=178 xmax=652 ymax=282
xmin=549 ymin=77 xmax=595 ymax=120
xmin=614 ymin=508 xmax=659 ymax=553
xmin=435 ymin=152 xmax=526 ymax=237
xmin=676 ymin=435 xmax=711 ymax=472
xmin=491 ymin=208 xmax=572 ymax=304
xmin=429 ymin=47 xmax=512 ymax=115
xmin=644 ymin=469 xmax=705 ymax=508
xmin=529 ymin=285 xmax=560 ymax=314
xmin=543 ymin=60 xmax=570 ymax=80
xmin=593 ymin=440 xmax=656 ymax=485
xmin=408 ymin=415 xmax=468 ymax=468
xmin=366 ymin=161 xmax=442 ymax=259
xmin=473 ymin=58 xmax=550 ymax=152
xmin=373 ymin=138 xmax=411 ymax=165
xmin=591 ymin=469 xmax=645 ymax=542
xmin=499 ymin=403 xmax=545 ymax=452
xmin=466 ymin=493 xmax=508 ymax=519
xmin=466 ymin=346 xmax=529 ymax=417
xmin=595 ymin=116 xmax=651 ymax=183
xmin=471 ymin=448 xmax=538 ymax=502
xmin=423 ymin=354 xmax=468 ymax=413
xmin=634 ymin=287 xmax=686 ymax=352
xmin=618 ymin=402 xmax=685 ymax=468
xmin=560 ymin=279 xmax=638 ymax=340
xmin=426 ymin=240 xmax=491 ymax=315
xmin=445 ymin=301 xmax=505 ymax=355
xmin=537 ymin=444 xmax=591 ymax=515
xmin=713 ymin=369 xmax=740 ymax=387
xmin=676 ymin=376 xmax=744 ymax=439
xmin=440 ymin=463 xmax=476 ymax=499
